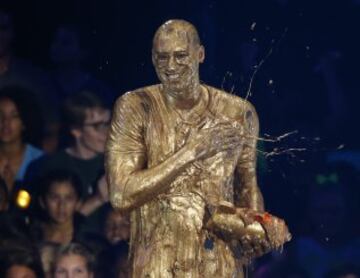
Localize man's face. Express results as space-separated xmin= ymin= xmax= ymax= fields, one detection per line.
xmin=43 ymin=182 xmax=79 ymax=224
xmin=152 ymin=30 xmax=204 ymax=98
xmin=74 ymin=107 xmax=110 ymax=155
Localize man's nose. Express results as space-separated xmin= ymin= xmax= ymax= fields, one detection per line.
xmin=167 ymin=55 xmax=177 ymax=70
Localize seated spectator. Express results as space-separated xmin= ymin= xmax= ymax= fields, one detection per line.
xmin=33 ymin=170 xmax=85 ymax=245
xmin=27 ymin=90 xmax=111 ymax=234
xmin=0 ymin=240 xmax=44 ymax=278
xmin=53 ymin=242 xmax=95 ymax=278
xmin=95 ymin=205 xmax=130 ymax=278
xmin=0 ymin=86 xmax=43 ymax=201
xmin=103 ymin=206 xmax=130 ymax=245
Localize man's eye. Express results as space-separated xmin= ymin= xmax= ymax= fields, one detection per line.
xmin=157 ymin=55 xmax=168 ymax=61
xmin=176 ymin=53 xmax=188 ymax=59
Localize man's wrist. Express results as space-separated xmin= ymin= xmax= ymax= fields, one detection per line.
xmin=181 ymin=144 xmax=198 ymax=164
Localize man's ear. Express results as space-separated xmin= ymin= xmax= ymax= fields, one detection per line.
xmin=151 ymin=51 xmax=156 ymax=67
xmin=70 ymin=127 xmax=82 ymax=139
xmin=198 ymin=45 xmax=205 ymax=63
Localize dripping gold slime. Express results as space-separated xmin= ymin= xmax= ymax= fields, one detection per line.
xmin=106 ymin=19 xmax=291 ymax=277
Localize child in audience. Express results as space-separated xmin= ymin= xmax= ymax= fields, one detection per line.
xmin=53 ymin=242 xmax=95 ymax=278
xmin=36 ymin=170 xmax=84 ymax=245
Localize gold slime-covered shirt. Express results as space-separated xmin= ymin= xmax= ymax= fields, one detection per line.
xmin=106 ymin=84 xmax=262 ymax=277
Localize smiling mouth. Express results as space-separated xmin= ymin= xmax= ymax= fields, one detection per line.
xmin=165 ymin=73 xmax=181 ymax=81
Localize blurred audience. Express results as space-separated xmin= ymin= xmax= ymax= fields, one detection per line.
xmin=33 ymin=170 xmax=85 ymax=245
xmin=53 ymin=242 xmax=95 ymax=278
xmin=25 ymin=90 xmax=111 ymax=238
xmin=104 ymin=206 xmax=130 ymax=245
xmin=95 ymin=205 xmax=130 ymax=277
xmin=0 ymin=240 xmax=44 ymax=278
xmin=0 ymin=86 xmax=44 ymax=204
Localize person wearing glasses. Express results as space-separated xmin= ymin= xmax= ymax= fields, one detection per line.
xmin=27 ymin=90 xmax=111 ymax=233
xmin=106 ymin=20 xmax=290 ymax=277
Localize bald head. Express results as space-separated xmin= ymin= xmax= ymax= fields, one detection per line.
xmin=153 ymin=19 xmax=201 ymax=50
xmin=151 ymin=19 xmax=205 ymax=97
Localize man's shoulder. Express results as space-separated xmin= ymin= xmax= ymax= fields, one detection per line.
xmin=205 ymin=85 xmax=256 ymax=118
xmin=116 ymin=84 xmax=160 ymax=104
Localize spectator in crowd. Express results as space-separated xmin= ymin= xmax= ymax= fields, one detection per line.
xmin=27 ymin=90 xmax=110 ymax=232
xmin=94 ymin=205 xmax=130 ymax=277
xmin=0 ymin=240 xmax=44 ymax=278
xmin=35 ymin=170 xmax=85 ymax=245
xmin=0 ymin=86 xmax=44 ymax=201
xmin=50 ymin=24 xmax=116 ymax=107
xmin=53 ymin=242 xmax=95 ymax=278
xmin=103 ymin=206 xmax=130 ymax=245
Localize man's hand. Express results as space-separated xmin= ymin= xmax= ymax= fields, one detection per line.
xmin=186 ymin=123 xmax=243 ymax=160
xmin=206 ymin=202 xmax=291 ymax=262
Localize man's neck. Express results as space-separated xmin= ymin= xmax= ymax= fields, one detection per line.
xmin=165 ymin=82 xmax=202 ymax=111
xmin=66 ymin=144 xmax=98 ymax=160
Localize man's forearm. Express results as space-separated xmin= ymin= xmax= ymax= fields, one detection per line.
xmin=235 ymin=161 xmax=264 ymax=212
xmin=108 ymin=146 xmax=196 ymax=212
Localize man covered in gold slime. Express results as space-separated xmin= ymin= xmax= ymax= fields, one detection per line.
xmin=106 ymin=19 xmax=290 ymax=277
